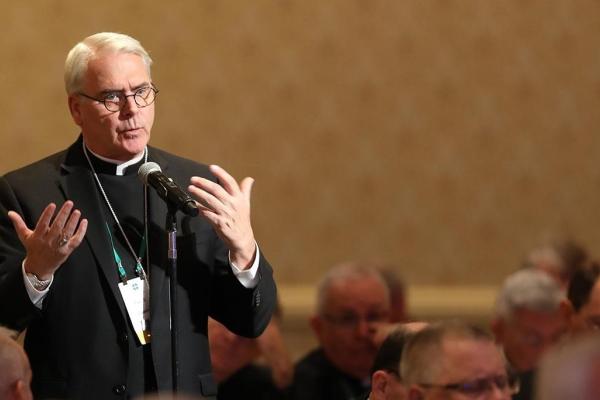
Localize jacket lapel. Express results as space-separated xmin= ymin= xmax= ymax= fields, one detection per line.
xmin=58 ymin=146 xmax=128 ymax=319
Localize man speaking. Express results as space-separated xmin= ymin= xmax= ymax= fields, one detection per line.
xmin=0 ymin=32 xmax=276 ymax=399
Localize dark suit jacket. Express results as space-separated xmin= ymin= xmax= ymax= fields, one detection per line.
xmin=0 ymin=137 xmax=277 ymax=399
xmin=291 ymin=348 xmax=368 ymax=400
xmin=217 ymin=364 xmax=287 ymax=400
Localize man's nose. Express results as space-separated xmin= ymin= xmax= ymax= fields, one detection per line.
xmin=120 ymin=95 xmax=139 ymax=117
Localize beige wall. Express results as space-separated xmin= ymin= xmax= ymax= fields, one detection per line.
xmin=2 ymin=1 xmax=600 ymax=294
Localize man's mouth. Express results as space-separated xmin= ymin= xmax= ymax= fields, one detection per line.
xmin=119 ymin=127 xmax=142 ymax=134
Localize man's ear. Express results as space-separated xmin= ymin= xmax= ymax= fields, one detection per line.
xmin=370 ymin=370 xmax=388 ymax=396
xmin=13 ymin=379 xmax=31 ymax=400
xmin=68 ymin=95 xmax=83 ymax=126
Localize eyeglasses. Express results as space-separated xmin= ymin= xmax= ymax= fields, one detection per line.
xmin=322 ymin=311 xmax=389 ymax=329
xmin=78 ymin=85 xmax=159 ymax=112
xmin=418 ymin=374 xmax=520 ymax=397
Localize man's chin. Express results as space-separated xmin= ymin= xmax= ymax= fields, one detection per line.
xmin=118 ymin=134 xmax=148 ymax=156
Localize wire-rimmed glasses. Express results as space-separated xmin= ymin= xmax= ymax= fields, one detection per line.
xmin=78 ymin=85 xmax=159 ymax=112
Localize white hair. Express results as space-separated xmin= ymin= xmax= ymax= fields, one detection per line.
xmin=64 ymin=32 xmax=153 ymax=95
xmin=315 ymin=261 xmax=390 ymax=315
xmin=494 ymin=269 xmax=564 ymax=318
xmin=536 ymin=334 xmax=600 ymax=400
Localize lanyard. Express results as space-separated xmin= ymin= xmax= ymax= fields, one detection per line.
xmin=105 ymin=223 xmax=147 ymax=283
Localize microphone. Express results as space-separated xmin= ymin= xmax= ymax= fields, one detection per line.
xmin=138 ymin=162 xmax=199 ymax=217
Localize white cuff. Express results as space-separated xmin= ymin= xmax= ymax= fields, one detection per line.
xmin=22 ymin=262 xmax=53 ymax=309
xmin=229 ymin=243 xmax=261 ymax=289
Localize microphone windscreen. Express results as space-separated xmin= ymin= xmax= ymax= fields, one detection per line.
xmin=138 ymin=162 xmax=162 ymax=184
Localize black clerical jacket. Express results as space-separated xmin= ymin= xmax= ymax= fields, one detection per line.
xmin=0 ymin=136 xmax=277 ymax=399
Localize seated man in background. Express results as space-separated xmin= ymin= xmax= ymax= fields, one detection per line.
xmin=566 ymin=260 xmax=600 ymax=334
xmin=401 ymin=320 xmax=518 ymax=400
xmin=291 ymin=262 xmax=391 ymax=400
xmin=535 ymin=333 xmax=600 ymax=400
xmin=490 ymin=269 xmax=567 ymax=400
xmin=0 ymin=326 xmax=32 ymax=400
xmin=255 ymin=309 xmax=294 ymax=390
xmin=367 ymin=322 xmax=427 ymax=400
xmin=208 ymin=303 xmax=291 ymax=400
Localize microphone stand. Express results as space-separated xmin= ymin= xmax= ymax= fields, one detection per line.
xmin=166 ymin=203 xmax=179 ymax=394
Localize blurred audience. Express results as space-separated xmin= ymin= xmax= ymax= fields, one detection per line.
xmin=490 ymin=269 xmax=567 ymax=400
xmin=255 ymin=315 xmax=294 ymax=390
xmin=367 ymin=322 xmax=427 ymax=400
xmin=0 ymin=326 xmax=32 ymax=400
xmin=208 ymin=302 xmax=290 ymax=400
xmin=401 ymin=320 xmax=518 ymax=400
xmin=491 ymin=269 xmax=567 ymax=371
xmin=565 ymin=259 xmax=600 ymax=334
xmin=536 ymin=334 xmax=600 ymax=400
xmin=290 ymin=261 xmax=391 ymax=400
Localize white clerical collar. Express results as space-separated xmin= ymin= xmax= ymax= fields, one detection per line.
xmin=85 ymin=146 xmax=147 ymax=176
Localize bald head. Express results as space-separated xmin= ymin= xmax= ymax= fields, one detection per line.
xmin=0 ymin=327 xmax=32 ymax=400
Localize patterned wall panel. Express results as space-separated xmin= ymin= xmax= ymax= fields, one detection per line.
xmin=1 ymin=1 xmax=600 ymax=286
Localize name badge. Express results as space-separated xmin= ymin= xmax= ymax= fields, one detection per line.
xmin=118 ymin=277 xmax=151 ymax=345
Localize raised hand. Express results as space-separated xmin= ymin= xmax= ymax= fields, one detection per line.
xmin=8 ymin=201 xmax=88 ymax=280
xmin=188 ymin=165 xmax=256 ymax=269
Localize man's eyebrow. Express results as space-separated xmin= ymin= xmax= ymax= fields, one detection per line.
xmin=98 ymin=83 xmax=152 ymax=95
xmin=97 ymin=88 xmax=120 ymax=95
xmin=132 ymin=82 xmax=152 ymax=90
